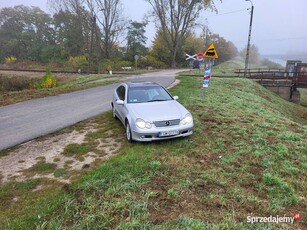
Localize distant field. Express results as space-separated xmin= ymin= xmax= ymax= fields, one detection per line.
xmin=1 ymin=70 xmax=306 ymax=229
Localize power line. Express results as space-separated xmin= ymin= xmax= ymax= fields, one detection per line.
xmin=203 ymin=8 xmax=248 ymax=18
xmin=255 ymin=37 xmax=307 ymax=42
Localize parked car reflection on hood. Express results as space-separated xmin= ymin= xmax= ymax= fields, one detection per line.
xmin=111 ymin=81 xmax=194 ymax=142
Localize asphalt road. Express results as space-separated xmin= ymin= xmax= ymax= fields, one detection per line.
xmin=0 ymin=69 xmax=183 ymax=151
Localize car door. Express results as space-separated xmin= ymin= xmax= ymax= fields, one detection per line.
xmin=115 ymin=85 xmax=126 ymax=123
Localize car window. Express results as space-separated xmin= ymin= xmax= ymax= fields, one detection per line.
xmin=128 ymin=86 xmax=172 ymax=103
xmin=116 ymin=86 xmax=126 ymax=101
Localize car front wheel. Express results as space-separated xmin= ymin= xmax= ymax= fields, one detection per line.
xmin=126 ymin=121 xmax=132 ymax=142
xmin=112 ymin=105 xmax=116 ymax=119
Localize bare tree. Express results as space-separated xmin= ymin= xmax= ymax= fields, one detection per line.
xmin=200 ymin=21 xmax=212 ymax=50
xmin=49 ymin=0 xmax=125 ymax=60
xmin=48 ymin=0 xmax=85 ymax=15
xmin=87 ymin=0 xmax=125 ymax=59
xmin=146 ymin=0 xmax=219 ymax=67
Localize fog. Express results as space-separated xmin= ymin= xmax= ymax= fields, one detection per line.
xmin=1 ymin=0 xmax=306 ymax=56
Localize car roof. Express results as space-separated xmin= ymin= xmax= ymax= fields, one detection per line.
xmin=125 ymin=81 xmax=161 ymax=88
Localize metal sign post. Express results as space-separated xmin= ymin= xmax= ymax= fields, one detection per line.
xmin=134 ymin=55 xmax=139 ymax=71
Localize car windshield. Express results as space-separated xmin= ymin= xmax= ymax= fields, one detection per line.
xmin=127 ymin=86 xmax=173 ymax=104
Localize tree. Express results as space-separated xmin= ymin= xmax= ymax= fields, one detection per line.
xmin=240 ymin=44 xmax=260 ymax=65
xmin=150 ymin=29 xmax=238 ymax=67
xmin=85 ymin=0 xmax=126 ymax=59
xmin=53 ymin=10 xmax=86 ymax=57
xmin=200 ymin=23 xmax=212 ymax=51
xmin=125 ymin=21 xmax=148 ymax=61
xmin=0 ymin=6 xmax=54 ymax=62
xmin=207 ymin=33 xmax=238 ymax=64
xmin=145 ymin=0 xmax=219 ymax=67
xmin=182 ymin=33 xmax=203 ymax=55
xmin=49 ymin=0 xmax=103 ymax=70
xmin=176 ymin=32 xmax=204 ymax=66
xmin=149 ymin=30 xmax=172 ymax=66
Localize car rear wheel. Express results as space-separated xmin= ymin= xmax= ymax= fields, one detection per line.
xmin=126 ymin=121 xmax=132 ymax=142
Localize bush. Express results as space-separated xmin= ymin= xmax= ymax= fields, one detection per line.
xmin=100 ymin=59 xmax=113 ymax=72
xmin=39 ymin=69 xmax=58 ymax=89
xmin=99 ymin=57 xmax=168 ymax=72
xmin=66 ymin=55 xmax=88 ymax=70
xmin=100 ymin=59 xmax=133 ymax=72
xmin=116 ymin=60 xmax=134 ymax=70
xmin=4 ymin=56 xmax=17 ymax=65
xmin=0 ymin=75 xmax=35 ymax=91
xmin=138 ymin=56 xmax=167 ymax=69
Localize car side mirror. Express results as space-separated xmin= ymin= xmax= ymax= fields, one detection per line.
xmin=173 ymin=96 xmax=179 ymax=100
xmin=116 ymin=100 xmax=124 ymax=105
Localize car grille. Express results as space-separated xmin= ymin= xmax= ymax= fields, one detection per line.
xmin=153 ymin=119 xmax=180 ymax=127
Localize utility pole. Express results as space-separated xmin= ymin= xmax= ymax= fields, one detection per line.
xmin=244 ymin=0 xmax=254 ymax=77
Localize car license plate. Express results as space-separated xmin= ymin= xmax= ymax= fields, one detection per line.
xmin=159 ymin=130 xmax=179 ymax=137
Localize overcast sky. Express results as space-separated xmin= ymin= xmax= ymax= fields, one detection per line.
xmin=1 ymin=0 xmax=306 ymax=56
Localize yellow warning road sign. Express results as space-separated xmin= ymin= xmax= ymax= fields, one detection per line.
xmin=203 ymin=43 xmax=218 ymax=59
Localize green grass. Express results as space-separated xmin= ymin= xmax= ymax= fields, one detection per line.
xmin=299 ymin=88 xmax=307 ymax=107
xmin=62 ymin=143 xmax=90 ymax=157
xmin=182 ymin=57 xmax=245 ymax=77
xmin=53 ymin=168 xmax=68 ymax=178
xmin=29 ymin=162 xmax=57 ymax=172
xmin=0 ymin=74 xmax=120 ymax=106
xmin=56 ymin=73 xmax=120 ymax=90
xmin=1 ymin=72 xmax=306 ymax=229
xmin=0 ymin=69 xmax=155 ymax=106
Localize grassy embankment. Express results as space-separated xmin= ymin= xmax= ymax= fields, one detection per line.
xmin=186 ymin=58 xmax=307 ymax=107
xmin=0 ymin=60 xmax=306 ymax=229
xmin=299 ymin=88 xmax=307 ymax=107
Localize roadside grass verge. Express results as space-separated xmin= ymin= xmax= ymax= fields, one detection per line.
xmin=0 ymin=72 xmax=121 ymax=106
xmin=183 ymin=57 xmax=245 ymax=77
xmin=0 ymin=69 xmax=155 ymax=106
xmin=0 ymin=76 xmax=306 ymax=229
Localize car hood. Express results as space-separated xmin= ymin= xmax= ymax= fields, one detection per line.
xmin=128 ymin=100 xmax=188 ymax=121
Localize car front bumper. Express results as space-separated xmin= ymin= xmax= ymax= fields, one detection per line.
xmin=130 ymin=123 xmax=194 ymax=141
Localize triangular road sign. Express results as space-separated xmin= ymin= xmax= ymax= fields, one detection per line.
xmin=203 ymin=43 xmax=218 ymax=59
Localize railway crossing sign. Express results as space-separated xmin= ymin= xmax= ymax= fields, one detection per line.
xmin=185 ymin=53 xmax=197 ymax=60
xmin=197 ymin=53 xmax=204 ymax=61
xmin=203 ymin=43 xmax=218 ymax=59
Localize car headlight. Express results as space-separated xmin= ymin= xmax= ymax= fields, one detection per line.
xmin=181 ymin=113 xmax=193 ymax=125
xmin=136 ymin=118 xmax=152 ymax=129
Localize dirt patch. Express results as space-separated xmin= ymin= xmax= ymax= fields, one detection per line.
xmin=0 ymin=126 xmax=122 ymax=184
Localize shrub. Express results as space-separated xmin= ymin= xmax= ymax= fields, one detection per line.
xmin=0 ymin=75 xmax=35 ymax=91
xmin=116 ymin=60 xmax=134 ymax=70
xmin=138 ymin=56 xmax=167 ymax=69
xmin=67 ymin=55 xmax=88 ymax=70
xmin=4 ymin=56 xmax=17 ymax=64
xmin=100 ymin=59 xmax=114 ymax=72
xmin=40 ymin=69 xmax=58 ymax=89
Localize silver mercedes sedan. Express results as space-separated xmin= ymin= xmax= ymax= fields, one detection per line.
xmin=111 ymin=81 xmax=194 ymax=142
